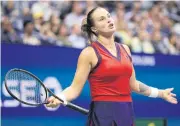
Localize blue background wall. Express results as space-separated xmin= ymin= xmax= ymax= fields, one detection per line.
xmin=1 ymin=43 xmax=180 ymax=126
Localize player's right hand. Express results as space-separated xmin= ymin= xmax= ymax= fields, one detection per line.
xmin=46 ymin=96 xmax=62 ymax=108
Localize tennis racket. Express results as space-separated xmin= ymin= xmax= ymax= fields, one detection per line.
xmin=4 ymin=68 xmax=89 ymax=115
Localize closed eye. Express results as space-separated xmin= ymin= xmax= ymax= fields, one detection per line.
xmin=98 ymin=13 xmax=111 ymax=21
xmin=99 ymin=16 xmax=105 ymax=21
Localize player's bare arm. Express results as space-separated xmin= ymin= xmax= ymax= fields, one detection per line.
xmin=122 ymin=44 xmax=178 ymax=104
xmin=47 ymin=46 xmax=95 ymax=107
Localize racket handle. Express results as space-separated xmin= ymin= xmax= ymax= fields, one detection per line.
xmin=46 ymin=88 xmax=89 ymax=115
xmin=66 ymin=102 xmax=89 ymax=115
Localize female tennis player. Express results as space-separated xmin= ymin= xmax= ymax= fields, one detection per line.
xmin=46 ymin=7 xmax=178 ymax=126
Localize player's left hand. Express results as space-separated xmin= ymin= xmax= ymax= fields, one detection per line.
xmin=160 ymin=88 xmax=178 ymax=104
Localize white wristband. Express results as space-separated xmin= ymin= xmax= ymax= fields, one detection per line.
xmin=149 ymin=87 xmax=159 ymax=98
xmin=58 ymin=93 xmax=68 ymax=106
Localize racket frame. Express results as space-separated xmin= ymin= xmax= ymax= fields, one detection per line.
xmin=4 ymin=68 xmax=89 ymax=115
xmin=5 ymin=68 xmax=48 ymax=106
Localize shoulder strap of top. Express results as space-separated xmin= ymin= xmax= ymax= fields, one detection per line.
xmin=89 ymin=44 xmax=102 ymax=74
xmin=118 ymin=43 xmax=132 ymax=62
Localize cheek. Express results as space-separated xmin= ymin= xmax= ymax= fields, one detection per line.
xmin=101 ymin=24 xmax=106 ymax=29
xmin=96 ymin=22 xmax=107 ymax=30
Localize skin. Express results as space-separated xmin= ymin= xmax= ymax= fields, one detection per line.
xmin=46 ymin=7 xmax=177 ymax=108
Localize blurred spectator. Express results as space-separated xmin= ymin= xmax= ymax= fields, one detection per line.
xmin=39 ymin=21 xmax=57 ymax=45
xmin=152 ymin=21 xmax=161 ymax=33
xmin=22 ymin=20 xmax=41 ymax=45
xmin=169 ymin=33 xmax=180 ymax=54
xmin=172 ymin=23 xmax=180 ymax=52
xmin=40 ymin=22 xmax=56 ymax=39
xmin=49 ymin=14 xmax=61 ymax=35
xmin=173 ymin=23 xmax=180 ymax=35
xmin=31 ymin=1 xmax=53 ymax=32
xmin=22 ymin=7 xmax=32 ymax=20
xmin=68 ymin=24 xmax=86 ymax=49
xmin=151 ymin=31 xmax=168 ymax=54
xmin=53 ymin=1 xmax=72 ymax=21
xmin=130 ymin=36 xmax=142 ymax=53
xmin=57 ymin=23 xmax=71 ymax=47
xmin=31 ymin=1 xmax=56 ymax=22
xmin=131 ymin=30 xmax=155 ymax=54
xmin=161 ymin=16 xmax=173 ymax=37
xmin=2 ymin=1 xmax=18 ymax=18
xmin=33 ymin=12 xmax=43 ymax=32
xmin=1 ymin=16 xmax=23 ymax=44
xmin=19 ymin=7 xmax=33 ymax=31
xmin=1 ymin=1 xmax=179 ymax=55
xmin=141 ymin=11 xmax=153 ymax=33
xmin=149 ymin=4 xmax=162 ymax=22
xmin=114 ymin=2 xmax=132 ymax=46
xmin=64 ymin=1 xmax=85 ymax=29
xmin=86 ymin=1 xmax=97 ymax=14
xmin=163 ymin=1 xmax=180 ymax=23
xmin=125 ymin=1 xmax=142 ymax=22
xmin=176 ymin=34 xmax=180 ymax=52
xmin=140 ymin=31 xmax=155 ymax=54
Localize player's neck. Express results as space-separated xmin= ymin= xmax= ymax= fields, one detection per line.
xmin=97 ymin=35 xmax=114 ymax=47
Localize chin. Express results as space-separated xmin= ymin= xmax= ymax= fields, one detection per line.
xmin=109 ymin=27 xmax=116 ymax=32
xmin=108 ymin=28 xmax=116 ymax=34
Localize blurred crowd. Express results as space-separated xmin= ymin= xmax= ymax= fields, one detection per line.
xmin=1 ymin=1 xmax=180 ymax=55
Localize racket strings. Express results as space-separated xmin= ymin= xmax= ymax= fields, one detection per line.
xmin=6 ymin=70 xmax=47 ymax=105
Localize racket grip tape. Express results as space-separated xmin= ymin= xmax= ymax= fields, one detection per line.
xmin=66 ymin=102 xmax=89 ymax=115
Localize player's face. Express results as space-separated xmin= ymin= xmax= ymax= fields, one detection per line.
xmin=91 ymin=8 xmax=116 ymax=37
